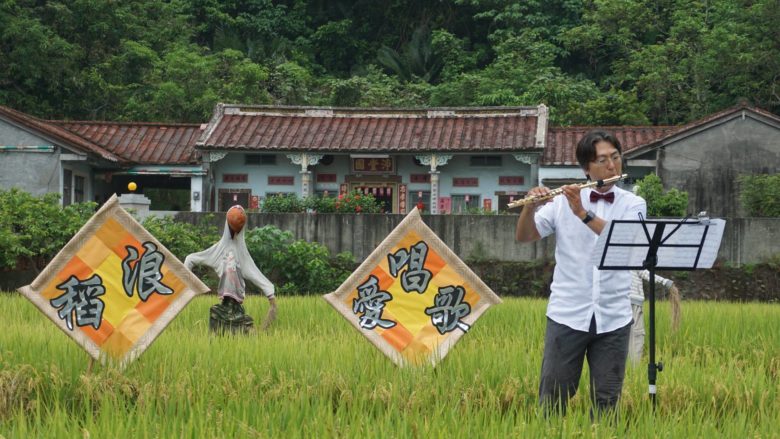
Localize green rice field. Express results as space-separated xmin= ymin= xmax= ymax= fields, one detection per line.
xmin=1 ymin=293 xmax=778 ymax=438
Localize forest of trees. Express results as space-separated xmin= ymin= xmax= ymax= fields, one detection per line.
xmin=1 ymin=0 xmax=778 ymax=126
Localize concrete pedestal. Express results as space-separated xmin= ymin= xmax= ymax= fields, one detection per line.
xmin=118 ymin=193 xmax=152 ymax=219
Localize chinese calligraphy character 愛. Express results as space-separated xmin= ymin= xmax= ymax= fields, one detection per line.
xmin=353 ymin=275 xmax=396 ymax=330
xmin=50 ymin=274 xmax=106 ymax=330
xmin=387 ymin=241 xmax=432 ymax=293
xmin=425 ymin=285 xmax=472 ymax=334
xmin=122 ymin=242 xmax=173 ymax=301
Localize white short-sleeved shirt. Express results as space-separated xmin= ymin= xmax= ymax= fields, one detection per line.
xmin=535 ymin=186 xmax=646 ymax=333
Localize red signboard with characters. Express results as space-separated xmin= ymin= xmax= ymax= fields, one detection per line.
xmin=352 ymin=157 xmax=395 ymax=174
xmin=410 ymin=174 xmax=431 ymax=183
xmin=268 ymin=176 xmax=294 ymax=185
xmin=438 ymin=197 xmax=451 ymax=214
xmin=223 ymin=174 xmax=248 ymax=183
xmin=498 ymin=176 xmax=524 ymax=186
xmin=453 ymin=177 xmax=479 ymax=187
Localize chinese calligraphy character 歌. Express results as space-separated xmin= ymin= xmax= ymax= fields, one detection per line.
xmin=425 ymin=285 xmax=472 ymax=334
xmin=50 ymin=274 xmax=106 ymax=330
xmin=387 ymin=241 xmax=432 ymax=293
xmin=352 ymin=275 xmax=396 ymax=330
xmin=122 ymin=242 xmax=173 ymax=301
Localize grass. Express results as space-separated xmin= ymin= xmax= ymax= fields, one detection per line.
xmin=1 ymin=293 xmax=779 ymax=438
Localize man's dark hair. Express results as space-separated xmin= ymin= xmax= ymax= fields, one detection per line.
xmin=575 ymin=130 xmax=623 ymax=169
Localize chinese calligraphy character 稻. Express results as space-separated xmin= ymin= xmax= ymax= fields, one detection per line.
xmin=50 ymin=274 xmax=106 ymax=330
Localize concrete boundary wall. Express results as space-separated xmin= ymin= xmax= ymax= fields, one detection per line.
xmin=175 ymin=213 xmax=779 ymax=266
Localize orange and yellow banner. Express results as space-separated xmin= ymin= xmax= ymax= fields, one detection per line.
xmin=324 ymin=208 xmax=501 ymax=366
xmin=18 ymin=195 xmax=208 ymax=369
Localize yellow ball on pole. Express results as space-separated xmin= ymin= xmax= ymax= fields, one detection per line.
xmin=127 ymin=182 xmax=137 ymax=192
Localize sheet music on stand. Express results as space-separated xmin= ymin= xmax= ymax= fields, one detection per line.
xmin=589 ymin=218 xmax=726 ymax=270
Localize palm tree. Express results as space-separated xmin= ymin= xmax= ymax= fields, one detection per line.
xmin=377 ymin=25 xmax=443 ymax=84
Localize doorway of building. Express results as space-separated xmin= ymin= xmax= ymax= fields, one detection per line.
xmin=350 ymin=182 xmax=397 ymax=213
xmin=218 ymin=188 xmax=251 ymax=212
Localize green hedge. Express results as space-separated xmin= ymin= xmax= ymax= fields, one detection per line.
xmin=635 ymin=174 xmax=688 ymax=217
xmin=245 ymin=225 xmax=355 ymax=295
xmin=261 ymin=190 xmax=383 ymax=213
xmin=0 ymin=188 xmax=96 ymax=270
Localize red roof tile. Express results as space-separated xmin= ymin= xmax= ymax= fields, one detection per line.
xmin=51 ymin=121 xmax=203 ymax=165
xmin=0 ymin=106 xmax=123 ymax=163
xmin=198 ymin=105 xmax=544 ymax=152
xmin=543 ymin=126 xmax=676 ymax=166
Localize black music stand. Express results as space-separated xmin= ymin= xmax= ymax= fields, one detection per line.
xmin=590 ymin=213 xmax=725 ymax=409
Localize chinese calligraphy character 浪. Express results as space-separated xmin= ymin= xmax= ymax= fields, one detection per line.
xmin=122 ymin=242 xmax=173 ymax=301
xmin=352 ymin=275 xmax=396 ymax=330
xmin=50 ymin=274 xmax=105 ymax=330
xmin=387 ymin=241 xmax=432 ymax=293
xmin=425 ymin=285 xmax=472 ymax=334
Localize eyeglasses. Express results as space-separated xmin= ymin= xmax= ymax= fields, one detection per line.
xmin=592 ymin=153 xmax=622 ymax=167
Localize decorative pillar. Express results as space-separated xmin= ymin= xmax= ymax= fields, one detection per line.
xmin=287 ymin=153 xmax=324 ymax=198
xmin=415 ymin=154 xmax=453 ymax=214
xmin=430 ymin=172 xmax=440 ymax=214
xmin=300 ymin=172 xmax=312 ymax=198
xmin=206 ymin=152 xmax=228 ymax=211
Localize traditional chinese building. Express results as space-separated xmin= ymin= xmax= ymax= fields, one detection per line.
xmin=196 ymin=104 xmax=549 ymax=214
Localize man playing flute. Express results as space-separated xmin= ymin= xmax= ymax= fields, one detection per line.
xmin=515 ymin=130 xmax=646 ymax=416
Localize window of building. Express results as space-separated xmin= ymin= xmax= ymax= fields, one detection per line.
xmin=74 ymin=175 xmax=85 ymax=203
xmin=63 ymin=169 xmax=73 ymax=205
xmin=62 ymin=169 xmax=88 ymax=205
xmin=407 ymin=190 xmax=431 ymax=213
xmin=245 ymin=154 xmax=277 ymax=165
xmin=451 ymin=194 xmax=481 ymax=213
xmin=469 ymin=155 xmax=502 ymax=167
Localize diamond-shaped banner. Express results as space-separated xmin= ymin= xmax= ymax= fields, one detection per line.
xmin=18 ymin=195 xmax=209 ymax=369
xmin=324 ymin=208 xmax=501 ymax=366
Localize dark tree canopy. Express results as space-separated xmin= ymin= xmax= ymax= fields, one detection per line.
xmin=1 ymin=0 xmax=778 ymax=125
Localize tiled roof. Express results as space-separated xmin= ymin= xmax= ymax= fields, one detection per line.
xmin=0 ymin=106 xmax=123 ymax=163
xmin=543 ymin=126 xmax=677 ymax=166
xmin=197 ymin=104 xmax=546 ymax=152
xmin=52 ymin=121 xmax=203 ymax=165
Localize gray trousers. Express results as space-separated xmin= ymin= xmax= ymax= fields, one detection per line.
xmin=539 ymin=316 xmax=631 ymax=415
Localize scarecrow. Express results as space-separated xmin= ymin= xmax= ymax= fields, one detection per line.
xmin=185 ymin=205 xmax=276 ymax=333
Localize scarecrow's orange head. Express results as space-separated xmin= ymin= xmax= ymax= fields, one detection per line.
xmin=227 ymin=205 xmax=246 ymax=238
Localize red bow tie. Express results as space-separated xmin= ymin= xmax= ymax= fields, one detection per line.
xmin=590 ymin=191 xmax=615 ymax=203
